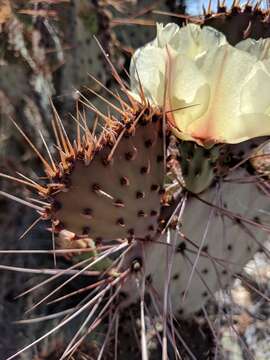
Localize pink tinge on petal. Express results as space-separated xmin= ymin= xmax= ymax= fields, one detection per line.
xmin=190 ymin=133 xmax=219 ymax=148
xmin=167 ymin=104 xmax=219 ymax=146
xmin=165 ymin=43 xmax=213 ymax=145
xmin=166 ymin=110 xmax=217 ymax=147
xmin=189 ymin=118 xmax=221 ymax=146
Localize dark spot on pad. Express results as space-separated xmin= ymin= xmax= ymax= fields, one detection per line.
xmin=116 ymin=218 xmax=125 ymax=226
xmin=202 ymin=245 xmax=208 ymax=253
xmin=102 ymin=157 xmax=110 ymax=166
xmin=138 ymin=210 xmax=146 ymax=217
xmin=95 ymin=237 xmax=103 ymax=244
xmin=178 ymin=308 xmax=184 ymax=315
xmin=92 ymin=183 xmax=100 ymax=192
xmin=119 ymin=291 xmax=128 ymax=300
xmin=52 ymin=200 xmax=62 ymax=211
xmin=82 ymin=226 xmax=90 ymax=235
xmin=120 ymin=176 xmax=129 ymax=186
xmin=136 ymin=191 xmax=144 ymax=199
xmin=150 ymin=210 xmax=158 ymax=217
xmin=158 ymin=188 xmax=165 ymax=195
xmin=151 ymin=184 xmax=159 ymax=191
xmin=138 ymin=118 xmax=148 ymax=126
xmin=125 ymin=152 xmax=133 ymax=161
xmin=144 ymin=139 xmax=153 ymax=148
xmin=177 ymin=242 xmax=186 ymax=253
xmin=125 ymin=122 xmax=132 ymax=130
xmin=238 ymin=150 xmax=244 ymax=157
xmin=140 ymin=166 xmax=148 ymax=174
xmin=113 ymin=199 xmax=124 ymax=207
xmin=127 ymin=228 xmax=135 ymax=236
xmin=253 ymin=216 xmax=261 ymax=224
xmin=82 ymin=208 xmax=92 ymax=216
xmin=152 ymin=114 xmax=159 ymax=122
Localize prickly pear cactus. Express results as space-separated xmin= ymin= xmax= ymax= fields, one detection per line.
xmin=144 ymin=168 xmax=270 ymax=316
xmin=177 ymin=141 xmax=221 ymax=193
xmin=112 ymin=0 xmax=174 ymax=50
xmin=250 ymin=140 xmax=270 ymax=177
xmin=8 ymin=100 xmax=163 ymax=244
xmin=203 ymin=2 xmax=270 ymax=45
xmin=50 ymin=109 xmax=164 ymax=240
xmin=123 ymin=1 xmax=270 ymax=318
xmin=1 ymin=1 xmax=270 ymax=359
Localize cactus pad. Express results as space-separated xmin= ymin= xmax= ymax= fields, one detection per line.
xmin=202 ymin=3 xmax=270 ymax=46
xmin=52 ymin=111 xmax=164 ymax=241
xmin=177 ymin=141 xmax=221 ymax=194
xmin=169 ymin=172 xmax=270 ymax=315
xmin=120 ymin=168 xmax=270 ymax=316
xmin=5 ymin=99 xmax=165 ymax=245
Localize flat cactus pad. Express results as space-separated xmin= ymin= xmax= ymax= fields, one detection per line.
xmin=52 ymin=113 xmax=164 ymax=241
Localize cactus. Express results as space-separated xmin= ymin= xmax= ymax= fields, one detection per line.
xmin=0 ymin=1 xmax=270 ymax=359
xmin=202 ymin=1 xmax=270 ymax=45
xmin=176 ymin=141 xmax=221 ymax=193
xmin=141 ymin=168 xmax=270 ymax=316
xmin=49 ymin=106 xmax=164 ymax=240
xmin=1 ymin=98 xmax=164 ymax=242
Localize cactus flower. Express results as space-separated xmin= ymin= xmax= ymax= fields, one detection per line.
xmin=130 ymin=23 xmax=270 ymax=147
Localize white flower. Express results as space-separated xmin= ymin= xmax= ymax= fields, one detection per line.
xmin=130 ymin=23 xmax=270 ymax=147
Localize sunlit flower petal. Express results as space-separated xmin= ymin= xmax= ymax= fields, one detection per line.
xmin=236 ymin=38 xmax=270 ymax=60
xmin=130 ymin=23 xmax=270 ymax=147
xmin=130 ymin=46 xmax=166 ymax=105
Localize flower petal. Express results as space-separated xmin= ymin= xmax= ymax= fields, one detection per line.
xmin=240 ymin=61 xmax=270 ymax=115
xmin=226 ymin=113 xmax=270 ymax=143
xmin=166 ymin=47 xmax=210 ymax=135
xmin=155 ymin=22 xmax=180 ymax=48
xmin=236 ymin=38 xmax=270 ymax=60
xmin=155 ymin=23 xmax=227 ymax=58
xmin=188 ymin=43 xmax=265 ymax=143
xmin=130 ymin=46 xmax=166 ymax=105
xmin=130 ymin=23 xmax=270 ymax=145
